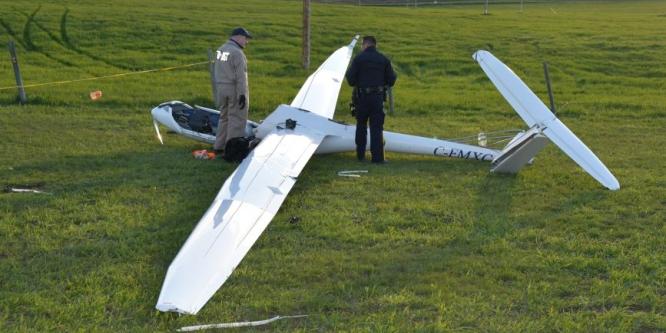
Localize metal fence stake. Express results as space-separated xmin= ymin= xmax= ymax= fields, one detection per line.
xmin=8 ymin=40 xmax=27 ymax=104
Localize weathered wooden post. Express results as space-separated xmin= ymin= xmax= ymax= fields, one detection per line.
xmin=302 ymin=0 xmax=311 ymax=70
xmin=208 ymin=48 xmax=218 ymax=107
xmin=543 ymin=62 xmax=556 ymax=114
xmin=8 ymin=40 xmax=27 ymax=104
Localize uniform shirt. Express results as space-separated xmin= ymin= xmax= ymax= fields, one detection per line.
xmin=214 ymin=40 xmax=248 ymax=95
xmin=345 ymin=46 xmax=397 ymax=89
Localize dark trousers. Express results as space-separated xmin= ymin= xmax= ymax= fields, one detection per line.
xmin=355 ymin=93 xmax=385 ymax=162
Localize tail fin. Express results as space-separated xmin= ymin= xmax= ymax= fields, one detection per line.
xmin=490 ymin=127 xmax=548 ymax=173
xmin=474 ymin=50 xmax=619 ymax=190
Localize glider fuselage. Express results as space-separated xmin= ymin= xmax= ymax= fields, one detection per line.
xmin=151 ymin=102 xmax=499 ymax=161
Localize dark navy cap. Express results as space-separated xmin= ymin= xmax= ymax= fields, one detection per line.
xmin=231 ymin=27 xmax=253 ymax=39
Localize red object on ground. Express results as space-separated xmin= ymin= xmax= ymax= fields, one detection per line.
xmin=192 ymin=150 xmax=216 ymax=160
xmin=90 ymin=90 xmax=103 ymax=100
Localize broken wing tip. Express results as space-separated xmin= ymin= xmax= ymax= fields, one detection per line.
xmin=153 ymin=120 xmax=164 ymax=144
xmin=349 ymin=35 xmax=360 ymax=48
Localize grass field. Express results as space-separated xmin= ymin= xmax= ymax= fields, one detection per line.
xmin=1 ymin=0 xmax=665 ymax=331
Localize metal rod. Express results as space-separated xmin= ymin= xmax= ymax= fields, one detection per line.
xmin=207 ymin=48 xmax=218 ymax=107
xmin=8 ymin=40 xmax=27 ymax=104
xmin=543 ymin=62 xmax=556 ymax=114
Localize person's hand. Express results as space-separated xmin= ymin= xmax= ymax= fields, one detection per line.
xmin=238 ymin=95 xmax=246 ymax=109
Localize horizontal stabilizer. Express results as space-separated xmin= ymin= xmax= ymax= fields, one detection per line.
xmin=473 ymin=50 xmax=555 ymax=127
xmin=474 ymin=50 xmax=619 ymax=190
xmin=542 ymin=118 xmax=620 ymax=190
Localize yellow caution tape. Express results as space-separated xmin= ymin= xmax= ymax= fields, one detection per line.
xmin=0 ymin=60 xmax=211 ymax=91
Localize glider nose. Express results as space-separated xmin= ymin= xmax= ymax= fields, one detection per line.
xmin=151 ymin=104 xmax=172 ymax=126
xmin=151 ymin=106 xmax=170 ymax=144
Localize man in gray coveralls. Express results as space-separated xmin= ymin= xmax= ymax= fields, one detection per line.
xmin=213 ymin=27 xmax=252 ymax=154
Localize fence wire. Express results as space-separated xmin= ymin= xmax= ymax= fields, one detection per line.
xmin=316 ymin=0 xmax=561 ymax=6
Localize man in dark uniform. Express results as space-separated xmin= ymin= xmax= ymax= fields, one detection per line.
xmin=345 ymin=36 xmax=397 ymax=163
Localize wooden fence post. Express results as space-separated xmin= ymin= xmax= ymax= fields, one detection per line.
xmin=8 ymin=40 xmax=27 ymax=104
xmin=302 ymin=0 xmax=311 ymax=70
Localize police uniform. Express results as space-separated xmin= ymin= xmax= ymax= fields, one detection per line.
xmin=345 ymin=44 xmax=397 ymax=163
xmin=213 ymin=28 xmax=251 ymax=151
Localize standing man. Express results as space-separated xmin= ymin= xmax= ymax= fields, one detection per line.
xmin=213 ymin=27 xmax=252 ymax=155
xmin=345 ymin=36 xmax=397 ymax=163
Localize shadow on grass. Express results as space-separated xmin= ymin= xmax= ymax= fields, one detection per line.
xmin=1 ymin=145 xmax=612 ymax=329
xmin=1 ymin=148 xmax=238 ymax=327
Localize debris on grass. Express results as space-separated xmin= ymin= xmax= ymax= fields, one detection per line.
xmin=89 ymin=90 xmax=103 ymax=100
xmin=192 ymin=150 xmax=217 ymax=160
xmin=4 ymin=187 xmax=51 ymax=195
xmin=176 ymin=315 xmax=308 ymax=331
xmin=3 ymin=183 xmax=51 ymax=195
xmin=337 ymin=170 xmax=368 ymax=178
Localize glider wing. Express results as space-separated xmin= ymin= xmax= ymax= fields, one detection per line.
xmin=156 ymin=127 xmax=325 ymax=314
xmin=290 ymin=36 xmax=358 ymax=119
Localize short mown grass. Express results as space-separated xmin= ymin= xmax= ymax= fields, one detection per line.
xmin=1 ymin=0 xmax=664 ymax=332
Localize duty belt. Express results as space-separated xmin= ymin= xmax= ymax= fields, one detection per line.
xmin=359 ymin=86 xmax=385 ymax=94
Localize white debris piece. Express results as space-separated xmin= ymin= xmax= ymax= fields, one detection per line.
xmin=177 ymin=315 xmax=308 ymax=331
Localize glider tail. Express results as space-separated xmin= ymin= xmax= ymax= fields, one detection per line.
xmin=474 ymin=50 xmax=619 ymax=190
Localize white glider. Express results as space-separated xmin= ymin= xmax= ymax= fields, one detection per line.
xmin=152 ymin=37 xmax=619 ymax=315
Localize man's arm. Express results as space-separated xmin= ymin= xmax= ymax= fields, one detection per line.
xmin=345 ymin=57 xmax=359 ymax=87
xmin=233 ymin=51 xmax=248 ymax=97
xmin=385 ymin=60 xmax=397 ymax=87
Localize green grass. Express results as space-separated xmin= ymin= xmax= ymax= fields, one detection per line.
xmin=1 ymin=0 xmax=665 ymax=332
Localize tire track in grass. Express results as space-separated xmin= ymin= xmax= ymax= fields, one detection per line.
xmin=0 ymin=18 xmax=27 ymax=49
xmin=18 ymin=8 xmax=105 ymax=77
xmin=22 ymin=6 xmax=40 ymax=51
xmin=22 ymin=6 xmax=77 ymax=68
xmin=22 ymin=8 xmax=135 ymax=70
xmin=20 ymin=9 xmax=65 ymax=48
xmin=60 ymin=8 xmax=135 ymax=71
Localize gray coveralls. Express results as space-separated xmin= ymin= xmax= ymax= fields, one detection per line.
xmin=213 ymin=40 xmax=249 ymax=151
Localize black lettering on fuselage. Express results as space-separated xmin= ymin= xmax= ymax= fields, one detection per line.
xmin=434 ymin=146 xmax=494 ymax=161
